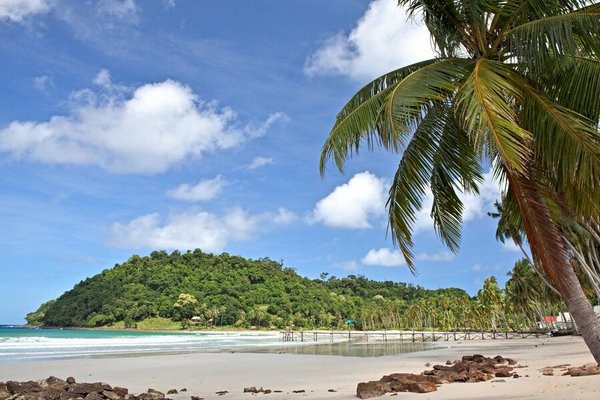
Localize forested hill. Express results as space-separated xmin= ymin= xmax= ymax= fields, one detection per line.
xmin=27 ymin=249 xmax=468 ymax=330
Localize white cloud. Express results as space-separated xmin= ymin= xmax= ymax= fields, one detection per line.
xmin=415 ymin=250 xmax=455 ymax=262
xmin=98 ymin=0 xmax=137 ymax=20
xmin=0 ymin=0 xmax=52 ymax=22
xmin=362 ymin=247 xmax=454 ymax=267
xmin=272 ymin=207 xmax=297 ymax=224
xmin=362 ymin=248 xmax=405 ymax=267
xmin=304 ymin=0 xmax=434 ymax=81
xmin=502 ymin=239 xmax=522 ymax=253
xmin=413 ymin=171 xmax=502 ymax=235
xmin=335 ymin=260 xmax=360 ymax=271
xmin=33 ymin=75 xmax=51 ymax=91
xmin=0 ymin=72 xmax=284 ymax=174
xmin=310 ymin=171 xmax=387 ymax=229
xmin=248 ymin=156 xmax=274 ymax=170
xmin=167 ymin=176 xmax=227 ymax=202
xmin=109 ymin=207 xmax=296 ymax=252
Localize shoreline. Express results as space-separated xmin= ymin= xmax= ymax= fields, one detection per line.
xmin=1 ymin=336 xmax=598 ymax=399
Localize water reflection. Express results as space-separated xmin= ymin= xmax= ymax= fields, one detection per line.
xmin=235 ymin=341 xmax=432 ymax=357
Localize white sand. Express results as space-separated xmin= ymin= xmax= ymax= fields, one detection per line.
xmin=1 ymin=336 xmax=598 ymax=399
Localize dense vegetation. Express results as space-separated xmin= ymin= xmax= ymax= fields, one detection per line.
xmin=27 ymin=249 xmax=438 ymax=329
xmin=28 ymin=250 xmax=582 ymax=331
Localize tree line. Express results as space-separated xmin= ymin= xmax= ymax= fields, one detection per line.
xmin=26 ymin=249 xmax=587 ymax=332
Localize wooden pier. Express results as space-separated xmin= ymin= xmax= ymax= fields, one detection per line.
xmin=279 ymin=329 xmax=549 ymax=343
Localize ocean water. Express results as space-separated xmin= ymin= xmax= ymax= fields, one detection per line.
xmin=0 ymin=326 xmax=432 ymax=362
xmin=0 ymin=325 xmax=281 ymax=362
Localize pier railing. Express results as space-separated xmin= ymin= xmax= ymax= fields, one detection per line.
xmin=279 ymin=329 xmax=549 ymax=343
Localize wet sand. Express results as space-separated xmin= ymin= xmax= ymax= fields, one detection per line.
xmin=0 ymin=336 xmax=598 ymax=399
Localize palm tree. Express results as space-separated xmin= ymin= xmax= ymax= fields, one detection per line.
xmin=320 ymin=1 xmax=600 ymax=361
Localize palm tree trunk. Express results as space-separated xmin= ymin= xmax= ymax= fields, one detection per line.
xmin=507 ymin=171 xmax=600 ymax=364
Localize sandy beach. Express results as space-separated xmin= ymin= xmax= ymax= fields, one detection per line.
xmin=1 ymin=336 xmax=598 ymax=400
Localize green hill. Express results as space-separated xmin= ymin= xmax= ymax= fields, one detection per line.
xmin=27 ymin=249 xmax=468 ymax=330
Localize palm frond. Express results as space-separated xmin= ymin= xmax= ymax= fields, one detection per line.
xmin=504 ymin=7 xmax=600 ymax=67
xmin=520 ymin=81 xmax=600 ymax=201
xmin=387 ymin=104 xmax=448 ymax=271
xmin=320 ymin=58 xmax=472 ymax=175
xmin=320 ymin=59 xmax=438 ymax=175
xmin=456 ymin=58 xmax=532 ymax=172
xmin=430 ymin=111 xmax=483 ymax=252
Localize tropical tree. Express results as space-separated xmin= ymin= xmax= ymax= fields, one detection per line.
xmin=319 ymin=0 xmax=600 ymax=361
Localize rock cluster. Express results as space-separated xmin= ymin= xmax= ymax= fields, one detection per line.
xmin=539 ymin=362 xmax=600 ymax=377
xmin=357 ymin=354 xmax=519 ymax=399
xmin=0 ymin=377 xmax=165 ymax=400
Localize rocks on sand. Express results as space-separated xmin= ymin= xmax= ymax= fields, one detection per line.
xmin=356 ymin=354 xmax=519 ymax=399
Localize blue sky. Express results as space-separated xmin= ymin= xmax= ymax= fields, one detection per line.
xmin=0 ymin=0 xmax=522 ymax=324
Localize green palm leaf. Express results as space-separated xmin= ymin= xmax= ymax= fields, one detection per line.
xmin=456 ymin=58 xmax=532 ymax=172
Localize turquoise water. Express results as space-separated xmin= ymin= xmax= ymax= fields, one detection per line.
xmin=0 ymin=325 xmax=281 ymax=362
xmin=0 ymin=326 xmax=433 ymax=362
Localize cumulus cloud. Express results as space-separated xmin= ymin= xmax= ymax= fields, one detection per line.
xmin=110 ymin=207 xmax=297 ymax=252
xmin=362 ymin=248 xmax=405 ymax=267
xmin=0 ymin=0 xmax=52 ymax=22
xmin=0 ymin=71 xmax=285 ymax=174
xmin=310 ymin=171 xmax=387 ymax=229
xmin=248 ymin=156 xmax=273 ymax=170
xmin=413 ymin=171 xmax=502 ymax=235
xmin=304 ymin=0 xmax=434 ymax=81
xmin=167 ymin=176 xmax=227 ymax=202
xmin=362 ymin=247 xmax=454 ymax=267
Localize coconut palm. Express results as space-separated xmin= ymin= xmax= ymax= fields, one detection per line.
xmin=320 ymin=1 xmax=600 ymax=361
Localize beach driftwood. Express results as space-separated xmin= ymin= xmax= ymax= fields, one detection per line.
xmin=356 ymin=354 xmax=518 ymax=399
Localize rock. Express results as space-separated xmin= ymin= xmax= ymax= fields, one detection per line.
xmin=272 ymin=391 xmax=282 ymax=393
xmin=567 ymin=366 xmax=600 ymax=377
xmin=179 ymin=390 xmax=186 ymax=393
xmin=59 ymin=392 xmax=82 ymax=400
xmin=406 ymin=382 xmax=436 ymax=394
xmin=327 ymin=389 xmax=336 ymax=392
xmin=292 ymin=390 xmax=305 ymax=394
xmin=6 ymin=382 xmax=43 ymax=395
xmin=356 ymin=382 xmax=388 ymax=399
xmin=66 ymin=379 xmax=76 ymax=386
xmin=83 ymin=393 xmax=103 ymax=400
xmin=103 ymin=391 xmax=121 ymax=400
xmin=166 ymin=390 xmax=177 ymax=395
xmin=43 ymin=377 xmax=68 ymax=390
xmin=539 ymin=367 xmax=554 ymax=376
xmin=494 ymin=369 xmax=513 ymax=378
xmin=69 ymin=384 xmax=111 ymax=396
xmin=491 ymin=379 xmax=506 ymax=383
xmin=112 ymin=389 xmax=128 ymax=397
xmin=263 ymin=390 xmax=271 ymax=394
xmin=506 ymin=358 xmax=517 ymax=366
xmin=445 ymin=360 xmax=452 ymax=365
xmin=1 ymin=383 xmax=11 ymax=400
xmin=190 ymin=397 xmax=203 ymax=400
xmin=39 ymin=388 xmax=64 ymax=400
xmin=243 ymin=388 xmax=257 ymax=394
xmin=137 ymin=390 xmax=163 ymax=400
xmin=215 ymin=391 xmax=228 ymax=396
